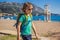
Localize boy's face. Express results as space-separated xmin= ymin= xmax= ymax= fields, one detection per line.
xmin=25 ymin=5 xmax=33 ymax=14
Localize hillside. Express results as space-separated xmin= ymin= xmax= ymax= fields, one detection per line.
xmin=0 ymin=2 xmax=44 ymax=16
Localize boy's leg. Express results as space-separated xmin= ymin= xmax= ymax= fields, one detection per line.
xmin=21 ymin=35 xmax=32 ymax=40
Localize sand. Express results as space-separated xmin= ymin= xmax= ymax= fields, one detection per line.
xmin=0 ymin=19 xmax=60 ymax=40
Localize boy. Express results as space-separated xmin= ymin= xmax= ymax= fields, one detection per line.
xmin=17 ymin=2 xmax=39 ymax=40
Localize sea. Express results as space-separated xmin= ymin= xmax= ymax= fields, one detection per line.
xmin=0 ymin=14 xmax=60 ymax=22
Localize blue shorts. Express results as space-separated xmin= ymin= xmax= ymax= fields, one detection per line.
xmin=21 ymin=35 xmax=32 ymax=40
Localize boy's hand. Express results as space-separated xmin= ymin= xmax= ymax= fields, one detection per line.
xmin=17 ymin=35 xmax=20 ymax=40
xmin=17 ymin=33 xmax=20 ymax=40
xmin=17 ymin=37 xmax=20 ymax=40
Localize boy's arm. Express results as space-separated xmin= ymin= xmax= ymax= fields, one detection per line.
xmin=32 ymin=22 xmax=39 ymax=39
xmin=17 ymin=22 xmax=22 ymax=40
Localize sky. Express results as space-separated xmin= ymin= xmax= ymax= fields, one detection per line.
xmin=0 ymin=0 xmax=60 ymax=14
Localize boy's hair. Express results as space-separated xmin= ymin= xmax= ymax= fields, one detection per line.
xmin=22 ymin=2 xmax=33 ymax=12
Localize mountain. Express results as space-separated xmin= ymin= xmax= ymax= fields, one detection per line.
xmin=0 ymin=2 xmax=44 ymax=16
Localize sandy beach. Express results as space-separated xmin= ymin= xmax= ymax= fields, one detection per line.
xmin=0 ymin=20 xmax=60 ymax=34
xmin=0 ymin=19 xmax=60 ymax=40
